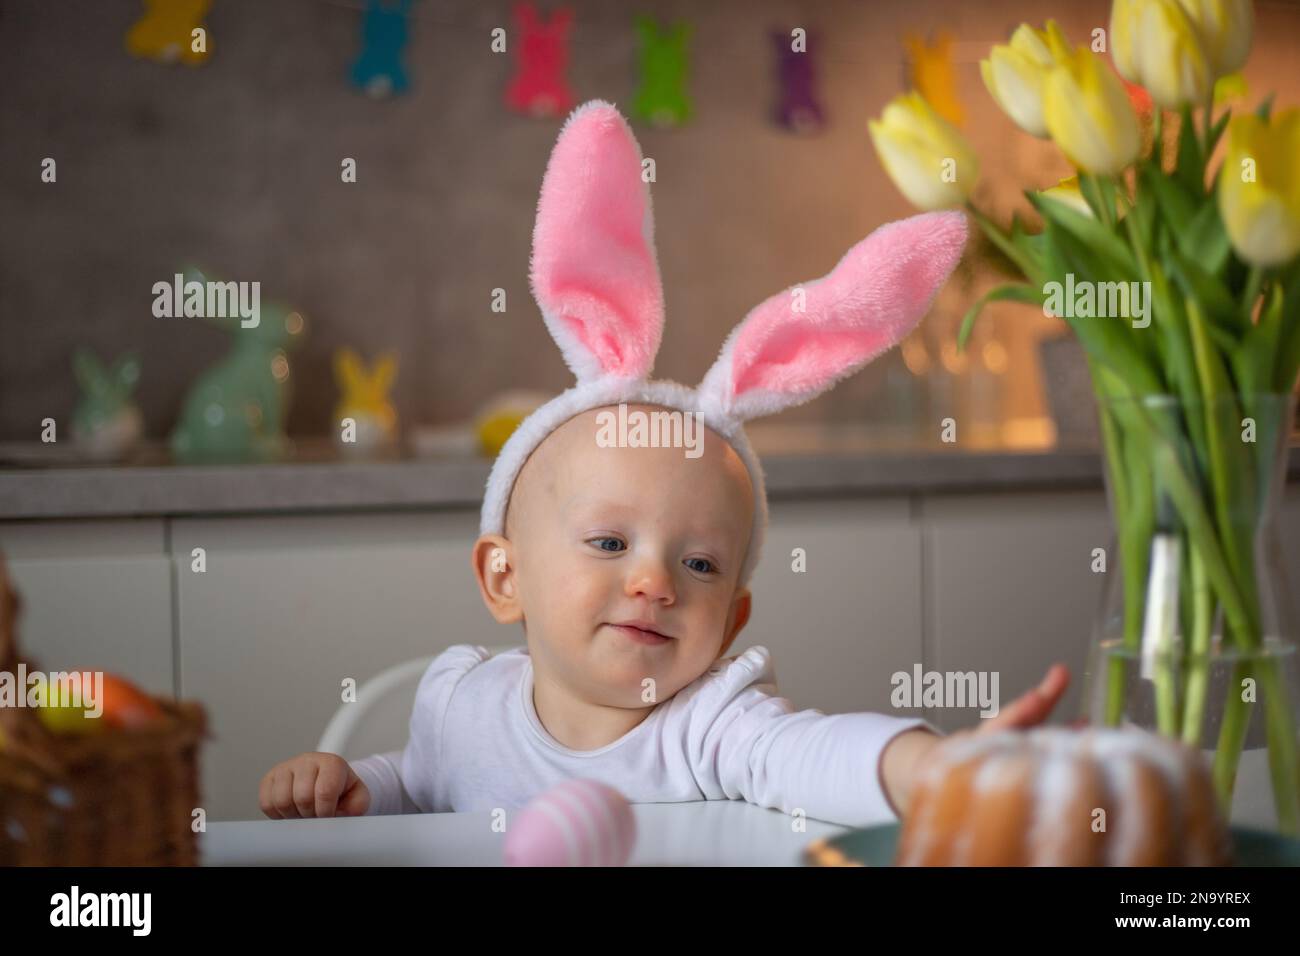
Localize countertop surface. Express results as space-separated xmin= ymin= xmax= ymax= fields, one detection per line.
xmin=3 ymin=422 xmax=1299 ymax=520
xmin=202 ymin=799 xmax=850 ymax=866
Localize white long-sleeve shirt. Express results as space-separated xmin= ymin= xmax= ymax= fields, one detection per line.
xmin=349 ymin=644 xmax=937 ymax=827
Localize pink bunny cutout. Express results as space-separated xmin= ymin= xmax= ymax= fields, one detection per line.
xmin=481 ymin=99 xmax=969 ymax=587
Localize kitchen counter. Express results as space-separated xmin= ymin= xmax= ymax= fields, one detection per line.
xmin=2 ymin=422 xmax=1299 ymax=520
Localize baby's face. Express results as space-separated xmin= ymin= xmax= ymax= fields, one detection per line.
xmin=488 ymin=404 xmax=755 ymax=709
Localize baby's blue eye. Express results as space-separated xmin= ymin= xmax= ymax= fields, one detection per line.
xmin=591 ymin=537 xmax=625 ymax=552
xmin=685 ymin=557 xmax=716 ymax=574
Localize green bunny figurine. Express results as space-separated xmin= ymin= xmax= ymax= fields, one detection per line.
xmin=71 ymin=348 xmax=143 ymax=461
xmin=169 ymin=267 xmax=306 ymax=463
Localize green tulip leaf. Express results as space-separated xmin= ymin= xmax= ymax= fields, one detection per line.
xmin=956 ymin=283 xmax=1041 ymax=352
xmin=1165 ymin=247 xmax=1240 ymax=335
xmin=1029 ymin=192 xmax=1136 ymax=277
xmin=1272 ymin=273 xmax=1300 ymax=393
xmin=1175 ymin=103 xmax=1205 ymax=194
xmin=1141 ymin=163 xmax=1198 ymax=237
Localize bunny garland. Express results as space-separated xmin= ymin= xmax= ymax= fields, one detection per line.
xmin=480 ymin=99 xmax=969 ymax=587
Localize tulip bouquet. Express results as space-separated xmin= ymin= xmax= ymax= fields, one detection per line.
xmin=871 ymin=0 xmax=1300 ymax=833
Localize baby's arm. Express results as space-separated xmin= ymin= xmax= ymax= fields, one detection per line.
xmin=693 ymin=651 xmax=1068 ymax=826
xmin=687 ymin=650 xmax=938 ymax=826
xmin=878 ymin=728 xmax=943 ymax=817
xmin=350 ymin=749 xmax=421 ymax=814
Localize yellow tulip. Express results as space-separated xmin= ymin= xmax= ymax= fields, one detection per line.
xmin=1040 ymin=176 xmax=1127 ymax=220
xmin=1178 ymin=0 xmax=1254 ymax=78
xmin=980 ymin=20 xmax=1072 ymax=137
xmin=1043 ymin=48 xmax=1142 ymax=175
xmin=1218 ymin=109 xmax=1300 ymax=267
xmin=1041 ymin=177 xmax=1096 ymax=217
xmin=1111 ymin=0 xmax=1213 ymax=109
xmin=868 ymin=92 xmax=980 ymax=210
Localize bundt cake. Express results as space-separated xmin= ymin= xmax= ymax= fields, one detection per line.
xmin=895 ymin=727 xmax=1233 ymax=866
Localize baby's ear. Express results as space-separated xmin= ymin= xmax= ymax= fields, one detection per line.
xmin=530 ymin=100 xmax=665 ymax=384
xmin=471 ymin=535 xmax=523 ymax=624
xmin=696 ymin=210 xmax=968 ymax=422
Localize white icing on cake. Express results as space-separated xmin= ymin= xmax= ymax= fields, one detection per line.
xmin=902 ymin=726 xmax=1221 ymax=866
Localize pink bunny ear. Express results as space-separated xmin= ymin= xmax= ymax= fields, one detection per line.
xmin=530 ymin=100 xmax=665 ymax=384
xmin=696 ymin=211 xmax=968 ymax=422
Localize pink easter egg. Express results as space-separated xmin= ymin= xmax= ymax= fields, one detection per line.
xmin=503 ymin=779 xmax=636 ymax=867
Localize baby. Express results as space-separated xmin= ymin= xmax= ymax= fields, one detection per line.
xmin=259 ymin=100 xmax=1068 ymax=827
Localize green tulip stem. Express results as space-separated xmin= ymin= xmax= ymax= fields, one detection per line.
xmin=1244 ymin=266 xmax=1264 ymax=320
xmin=1259 ymin=658 xmax=1300 ymax=833
xmin=1181 ymin=546 xmax=1214 ymax=746
xmin=1214 ymin=654 xmax=1253 ymax=810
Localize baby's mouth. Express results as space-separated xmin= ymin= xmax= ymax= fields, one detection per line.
xmin=607 ymin=621 xmax=675 ymax=645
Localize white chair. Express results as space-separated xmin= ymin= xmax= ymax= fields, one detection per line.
xmin=316 ymin=644 xmax=523 ymax=759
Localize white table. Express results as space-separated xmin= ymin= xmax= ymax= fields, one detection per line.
xmin=202 ymin=800 xmax=852 ymax=866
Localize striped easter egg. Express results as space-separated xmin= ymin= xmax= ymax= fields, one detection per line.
xmin=503 ymin=779 xmax=636 ymax=867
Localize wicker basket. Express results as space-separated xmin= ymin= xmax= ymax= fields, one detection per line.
xmin=0 ymin=554 xmax=207 ymax=865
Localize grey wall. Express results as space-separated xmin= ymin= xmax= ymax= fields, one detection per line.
xmin=2 ymin=0 xmax=1299 ymax=444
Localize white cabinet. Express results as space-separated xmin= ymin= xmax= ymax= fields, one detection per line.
xmin=0 ymin=519 xmax=174 ymax=696
xmin=741 ymin=497 xmax=923 ymax=720
xmin=170 ymin=512 xmax=503 ymax=821
xmin=921 ymin=489 xmax=1113 ymax=733
xmin=6 ymin=482 xmax=1300 ymax=822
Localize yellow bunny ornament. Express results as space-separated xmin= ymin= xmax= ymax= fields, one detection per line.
xmin=126 ymin=0 xmax=212 ymax=66
xmin=333 ymin=348 xmax=398 ymax=456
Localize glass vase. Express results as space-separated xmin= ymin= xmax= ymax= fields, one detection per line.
xmin=1082 ymin=392 xmax=1300 ymax=835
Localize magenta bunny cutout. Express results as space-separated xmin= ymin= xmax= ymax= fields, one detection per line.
xmin=505 ymin=1 xmax=575 ymax=118
xmin=481 ymin=100 xmax=969 ymax=587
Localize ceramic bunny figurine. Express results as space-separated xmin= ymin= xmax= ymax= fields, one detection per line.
xmin=333 ymin=348 xmax=398 ymax=456
xmin=632 ymin=16 xmax=693 ymax=128
xmin=71 ymin=349 xmax=143 ymax=462
xmin=478 ymin=100 xmax=970 ymax=588
xmin=170 ymin=269 xmax=305 ymax=464
xmin=505 ymin=1 xmax=575 ymax=118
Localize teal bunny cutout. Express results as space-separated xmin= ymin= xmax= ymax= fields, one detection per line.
xmin=169 ymin=267 xmax=306 ymax=463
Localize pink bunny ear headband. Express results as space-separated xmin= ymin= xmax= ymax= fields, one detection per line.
xmin=481 ymin=99 xmax=969 ymax=588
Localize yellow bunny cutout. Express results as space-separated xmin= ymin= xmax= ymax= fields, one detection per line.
xmin=126 ymin=0 xmax=212 ymax=66
xmin=333 ymin=348 xmax=398 ymax=455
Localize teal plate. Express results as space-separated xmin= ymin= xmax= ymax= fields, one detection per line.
xmin=804 ymin=823 xmax=1300 ymax=866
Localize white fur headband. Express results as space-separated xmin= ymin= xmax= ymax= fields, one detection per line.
xmin=481 ymin=99 xmax=969 ymax=588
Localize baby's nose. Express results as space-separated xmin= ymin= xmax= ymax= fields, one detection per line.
xmin=625 ymin=558 xmax=675 ymax=603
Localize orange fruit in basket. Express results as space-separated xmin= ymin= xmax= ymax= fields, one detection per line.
xmin=34 ymin=672 xmax=165 ymax=733
xmin=100 ymin=673 xmax=165 ymax=728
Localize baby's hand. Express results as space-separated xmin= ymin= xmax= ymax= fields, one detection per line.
xmin=882 ymin=664 xmax=1071 ymax=817
xmin=259 ymin=752 xmax=370 ymax=819
xmin=975 ymin=663 xmax=1070 ymax=734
